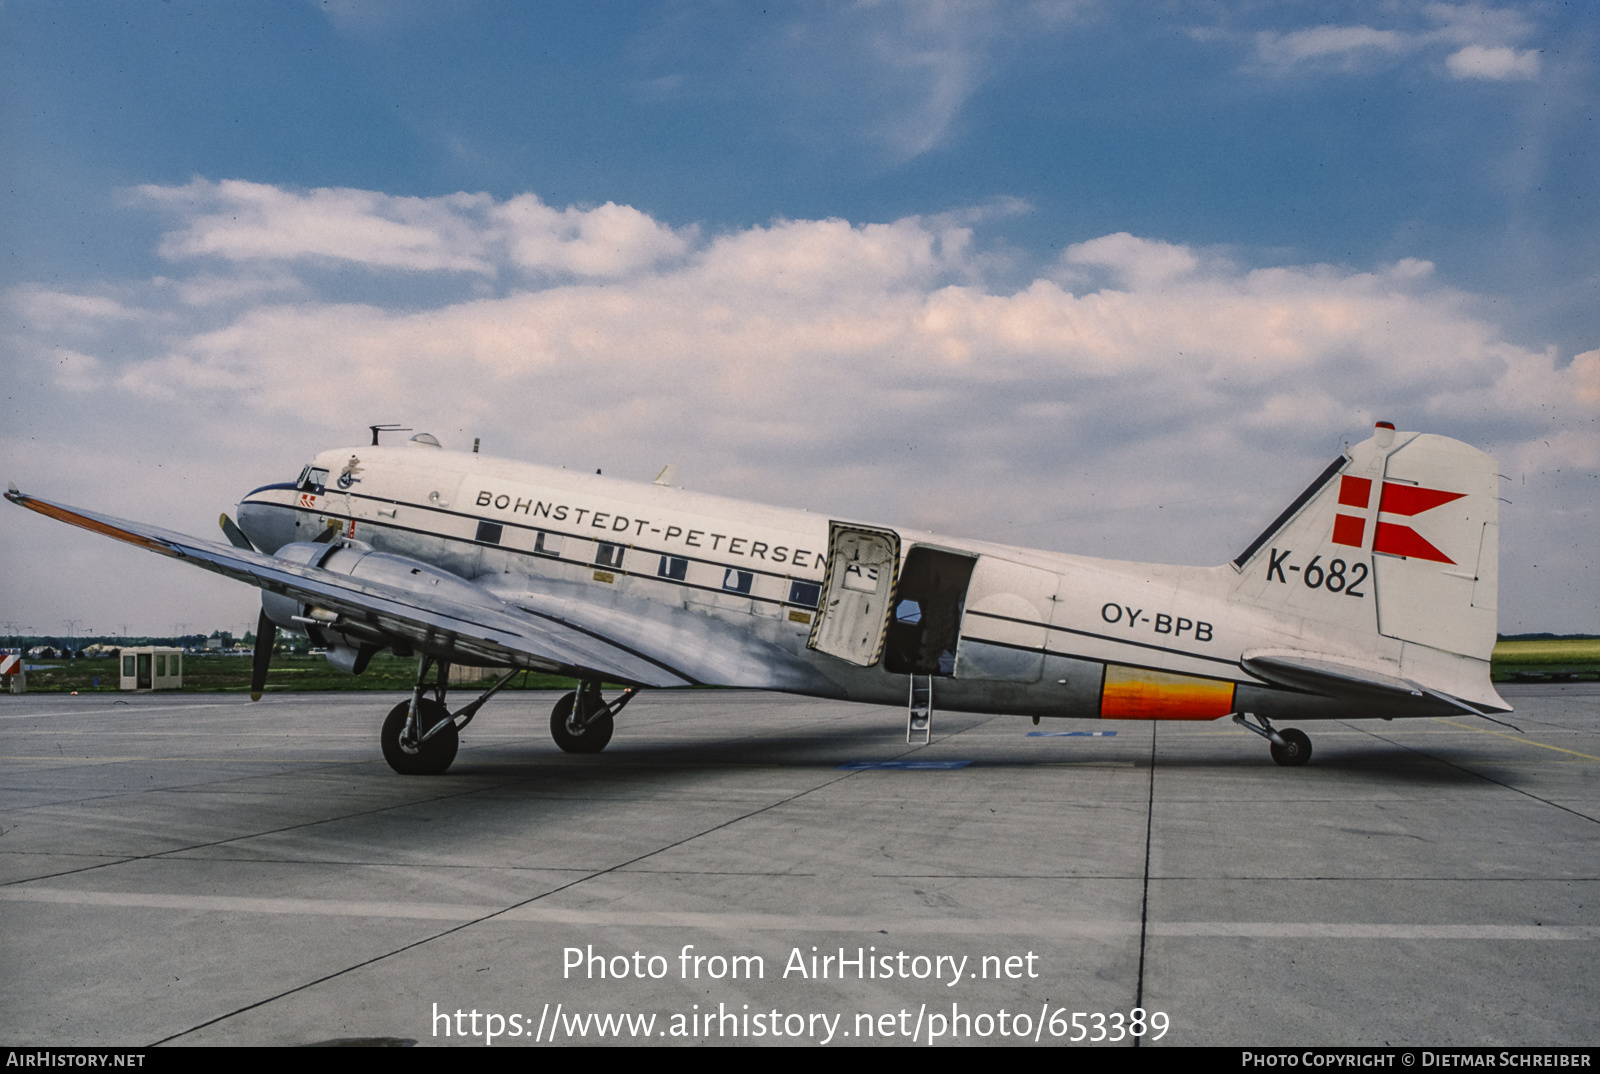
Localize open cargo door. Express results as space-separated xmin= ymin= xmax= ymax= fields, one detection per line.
xmin=954 ymin=555 xmax=1060 ymax=683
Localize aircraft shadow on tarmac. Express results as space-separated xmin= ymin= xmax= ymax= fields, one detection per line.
xmin=409 ymin=717 xmax=1507 ymax=788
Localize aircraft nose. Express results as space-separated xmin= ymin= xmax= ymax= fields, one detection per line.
xmin=236 ymin=497 xmax=297 ymax=555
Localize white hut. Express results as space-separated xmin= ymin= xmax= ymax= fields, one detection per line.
xmin=119 ymin=647 xmax=184 ymax=691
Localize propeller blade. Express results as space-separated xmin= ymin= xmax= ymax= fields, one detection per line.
xmin=312 ymin=521 xmax=343 ymax=544
xmin=250 ymin=608 xmax=277 ymax=702
xmin=219 ymin=513 xmax=256 ymax=552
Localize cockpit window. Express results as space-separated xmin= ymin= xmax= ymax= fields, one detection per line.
xmin=298 ymin=466 xmax=329 ymax=491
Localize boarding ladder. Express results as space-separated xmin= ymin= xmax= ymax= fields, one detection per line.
xmin=907 ymin=675 xmax=933 ymax=745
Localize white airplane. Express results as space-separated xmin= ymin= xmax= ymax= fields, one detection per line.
xmin=6 ymin=421 xmax=1508 ymax=773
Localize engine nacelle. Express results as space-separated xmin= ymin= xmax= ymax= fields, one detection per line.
xmin=259 ymin=541 xmax=507 ymax=671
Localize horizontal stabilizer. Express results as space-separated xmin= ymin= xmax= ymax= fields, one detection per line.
xmin=1242 ymin=649 xmax=1422 ymax=700
xmin=1241 ymin=649 xmax=1509 ymax=716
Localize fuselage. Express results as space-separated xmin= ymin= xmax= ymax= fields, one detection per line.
xmin=234 ymin=439 xmax=1477 ymax=723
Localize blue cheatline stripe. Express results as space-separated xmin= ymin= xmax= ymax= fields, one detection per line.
xmin=836 ymin=760 xmax=973 ymax=770
xmin=1027 ymin=731 xmax=1117 ymax=737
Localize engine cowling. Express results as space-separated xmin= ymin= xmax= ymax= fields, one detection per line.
xmin=259 ymin=541 xmax=505 ymax=671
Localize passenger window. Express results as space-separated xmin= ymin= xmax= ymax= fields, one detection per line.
xmin=658 ymin=555 xmax=688 ymax=581
xmin=534 ymin=531 xmax=563 ymax=556
xmin=475 ymin=521 xmax=503 ymax=545
xmin=723 ymin=569 xmax=753 ymax=594
xmin=595 ymin=543 xmax=625 ymax=569
xmin=788 ymin=580 xmax=821 ymax=608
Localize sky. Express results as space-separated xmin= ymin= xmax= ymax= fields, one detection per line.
xmin=1 ymin=0 xmax=1596 ymax=641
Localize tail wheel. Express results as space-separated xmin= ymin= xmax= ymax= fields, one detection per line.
xmin=550 ymin=691 xmax=613 ymax=754
xmin=382 ymin=699 xmax=459 ymax=774
xmin=1270 ymin=728 xmax=1312 ymax=767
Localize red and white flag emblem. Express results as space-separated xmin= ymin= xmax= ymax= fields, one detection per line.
xmin=1330 ymin=475 xmax=1464 ymax=564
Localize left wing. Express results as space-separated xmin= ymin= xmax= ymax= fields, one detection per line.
xmin=7 ymin=490 xmax=701 ymax=687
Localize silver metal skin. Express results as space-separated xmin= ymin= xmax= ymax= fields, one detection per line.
xmin=5 ymin=423 xmax=1508 ymax=770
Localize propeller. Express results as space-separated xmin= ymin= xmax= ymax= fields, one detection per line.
xmin=250 ymin=607 xmax=277 ymax=702
xmin=219 ymin=513 xmax=256 ymax=551
xmin=225 ymin=512 xmax=340 ymax=700
xmin=220 ymin=513 xmax=279 ymax=701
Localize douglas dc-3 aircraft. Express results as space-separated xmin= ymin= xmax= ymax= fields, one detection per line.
xmin=6 ymin=421 xmax=1508 ymax=773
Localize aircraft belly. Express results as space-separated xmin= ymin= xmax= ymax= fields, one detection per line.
xmin=924 ymin=654 xmax=1106 ymax=717
xmin=954 ymin=638 xmax=1044 ymax=683
xmin=484 ymin=574 xmax=845 ymax=696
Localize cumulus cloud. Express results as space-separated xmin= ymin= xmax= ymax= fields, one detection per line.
xmin=46 ymin=348 xmax=108 ymax=392
xmin=1445 ymin=44 xmax=1540 ymax=80
xmin=493 ymin=195 xmax=691 ymax=277
xmin=133 ymin=179 xmax=693 ymax=279
xmin=1061 ymin=233 xmax=1201 ymax=291
xmin=1574 ymin=349 xmax=1600 ymax=405
xmin=7 ymin=182 xmax=1595 ymax=629
xmin=8 ymin=287 xmax=147 ymax=332
xmin=1230 ymin=3 xmax=1543 ymax=82
xmin=92 ymin=189 xmax=1593 ymax=487
xmin=139 ymin=179 xmax=497 ymax=273
xmin=1253 ymin=26 xmax=1409 ymax=71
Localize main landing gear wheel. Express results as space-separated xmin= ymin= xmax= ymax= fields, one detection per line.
xmin=1270 ymin=727 xmax=1312 ymax=767
xmin=550 ymin=691 xmax=614 ymax=754
xmin=382 ymin=698 xmax=459 ymax=775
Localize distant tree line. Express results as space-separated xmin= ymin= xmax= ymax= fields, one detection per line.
xmin=1 ymin=630 xmax=262 ymax=658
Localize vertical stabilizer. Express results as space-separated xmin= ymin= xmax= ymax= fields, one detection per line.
xmin=1230 ymin=425 xmax=1500 ymax=664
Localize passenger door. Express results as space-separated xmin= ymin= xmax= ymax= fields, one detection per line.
xmin=807 ymin=523 xmax=901 ymax=667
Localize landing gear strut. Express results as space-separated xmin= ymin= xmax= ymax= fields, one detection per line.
xmin=550 ymin=680 xmax=636 ymax=754
xmin=381 ymin=655 xmax=519 ymax=775
xmin=1233 ymin=713 xmax=1313 ymax=767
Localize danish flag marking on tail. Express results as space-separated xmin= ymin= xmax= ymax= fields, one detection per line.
xmin=1330 ymin=478 xmax=1464 ymax=564
xmin=1332 ymin=476 xmax=1372 ymax=548
xmin=1372 ymin=521 xmax=1454 ymax=563
xmin=1377 ymin=483 xmax=1466 ymax=517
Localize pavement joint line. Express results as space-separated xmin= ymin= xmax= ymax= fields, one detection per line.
xmin=0 ymin=756 xmax=374 ymax=763
xmin=0 ymin=776 xmax=530 ymax=889
xmin=1349 ymin=722 xmax=1600 ymax=827
xmin=1134 ymin=723 xmax=1156 ymax=1048
xmin=150 ymin=750 xmax=889 ymax=1046
xmin=1430 ymin=717 xmax=1600 ymax=762
xmin=5 ymin=888 xmax=1595 ymax=940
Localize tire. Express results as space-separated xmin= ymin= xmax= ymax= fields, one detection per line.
xmin=382 ymin=699 xmax=459 ymax=774
xmin=550 ymin=691 xmax=613 ymax=754
xmin=1269 ymin=727 xmax=1312 ymax=767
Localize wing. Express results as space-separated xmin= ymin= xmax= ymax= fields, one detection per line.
xmin=6 ymin=490 xmax=718 ymax=688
